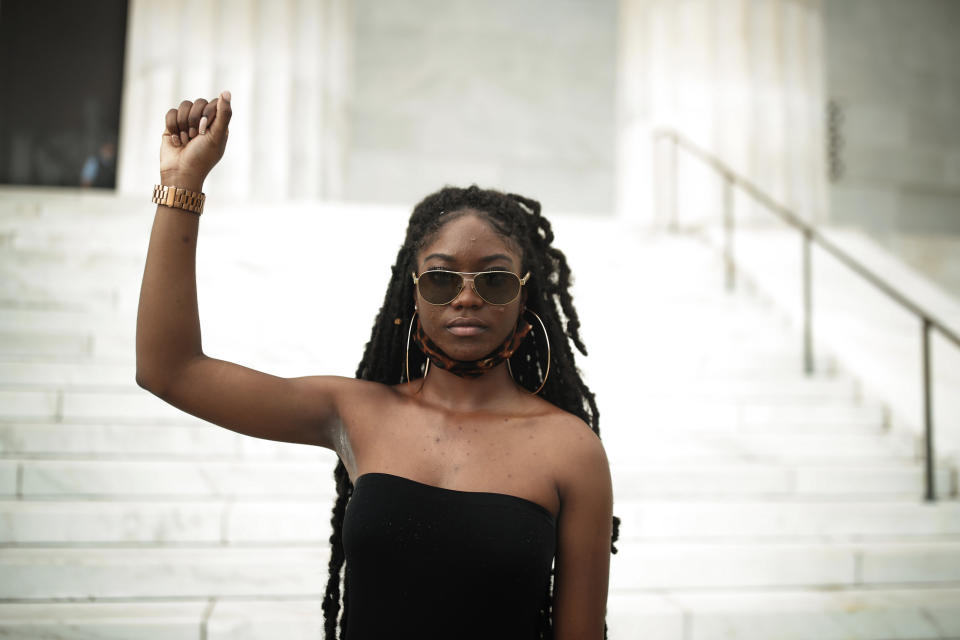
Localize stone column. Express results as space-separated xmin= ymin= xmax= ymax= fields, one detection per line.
xmin=616 ymin=0 xmax=827 ymax=226
xmin=116 ymin=0 xmax=351 ymax=200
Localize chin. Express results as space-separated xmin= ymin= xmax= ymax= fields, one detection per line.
xmin=440 ymin=341 xmax=495 ymax=361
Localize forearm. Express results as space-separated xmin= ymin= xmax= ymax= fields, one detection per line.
xmin=137 ymin=91 xmax=230 ymax=392
xmin=135 ymin=175 xmax=206 ymax=392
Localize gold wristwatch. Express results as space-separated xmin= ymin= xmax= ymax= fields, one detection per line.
xmin=152 ymin=185 xmax=205 ymax=215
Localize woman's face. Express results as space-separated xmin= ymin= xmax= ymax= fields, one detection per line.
xmin=414 ymin=211 xmax=525 ymax=362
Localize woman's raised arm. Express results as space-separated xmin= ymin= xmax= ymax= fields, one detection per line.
xmin=135 ymin=93 xmax=351 ymax=451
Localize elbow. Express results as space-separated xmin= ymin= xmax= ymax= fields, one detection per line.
xmin=135 ymin=356 xmax=173 ymax=397
xmin=135 ymin=366 xmax=164 ymax=396
xmin=136 ymin=353 xmax=203 ymax=397
xmin=135 ymin=339 xmax=161 ymax=393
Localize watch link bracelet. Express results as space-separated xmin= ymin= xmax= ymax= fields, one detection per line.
xmin=152 ymin=185 xmax=205 ymax=215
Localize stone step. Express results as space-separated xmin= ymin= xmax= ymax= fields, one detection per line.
xmin=4 ymin=459 xmax=948 ymax=500
xmin=610 ymin=463 xmax=954 ymax=499
xmin=0 ymin=284 xmax=135 ymax=314
xmin=0 ymin=271 xmax=786 ymax=336
xmin=0 ymin=359 xmax=134 ymax=387
xmin=0 ymin=249 xmax=140 ymax=274
xmin=739 ymin=402 xmax=886 ymax=427
xmin=2 ymin=217 xmax=148 ymax=255
xmin=609 ymin=540 xmax=960 ymax=590
xmin=604 ymin=432 xmax=918 ymax=462
xmin=0 ymin=321 xmax=826 ymax=363
xmin=0 ymin=601 xmax=212 ymax=640
xmin=14 ymin=459 xmax=337 ymax=498
xmin=0 ymin=355 xmax=844 ymax=388
xmin=0 ymin=422 xmax=334 ymax=461
xmin=0 ymin=256 xmax=141 ymax=290
xmin=607 ymin=586 xmax=960 ymax=640
xmin=0 ymin=500 xmax=331 ymax=545
xmin=0 ymin=389 xmax=61 ymax=422
xmin=0 ymin=422 xmax=916 ymax=461
xmin=668 ymin=352 xmax=838 ymax=376
xmin=0 ymin=599 xmax=329 ymax=640
xmin=0 ymin=188 xmax=141 ymax=217
xmin=0 ymin=330 xmax=133 ymax=360
xmin=0 ymin=500 xmax=224 ymax=545
xmin=0 ymin=389 xmax=197 ymax=423
xmin=0 ymin=332 xmax=93 ymax=359
xmin=2 ymin=587 xmax=958 ymax=640
xmin=602 ymin=400 xmax=887 ymax=432
xmin=3 ymin=499 xmax=959 ymax=545
xmin=607 ymin=333 xmax=824 ymax=357
xmin=4 ymin=540 xmax=958 ymax=600
xmin=591 ymin=378 xmax=859 ymax=404
xmin=1 ymin=546 xmax=328 ymax=600
xmin=677 ymin=418 xmax=886 ymax=435
xmin=0 ymin=423 xmax=246 ymax=458
xmin=0 ymin=419 xmax=895 ymax=461
xmin=612 ymin=500 xmax=960 ymax=540
xmin=641 ymin=377 xmax=858 ymax=400
xmin=0 ymin=269 xmax=773 ymax=312
xmin=0 ymin=386 xmax=888 ymax=425
xmin=630 ymin=327 xmax=806 ymax=348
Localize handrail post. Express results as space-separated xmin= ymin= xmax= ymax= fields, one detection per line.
xmin=922 ymin=318 xmax=936 ymax=501
xmin=803 ymin=230 xmax=814 ymax=375
xmin=670 ymin=134 xmax=679 ymax=233
xmin=723 ymin=174 xmax=735 ymax=292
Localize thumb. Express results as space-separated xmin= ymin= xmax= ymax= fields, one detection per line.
xmin=209 ymin=90 xmax=232 ymax=139
xmin=160 ymin=130 xmax=179 ymax=152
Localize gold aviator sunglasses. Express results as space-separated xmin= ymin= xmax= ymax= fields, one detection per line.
xmin=412 ymin=270 xmax=530 ymax=305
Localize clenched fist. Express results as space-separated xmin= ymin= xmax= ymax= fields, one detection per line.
xmin=159 ymin=90 xmax=232 ymax=191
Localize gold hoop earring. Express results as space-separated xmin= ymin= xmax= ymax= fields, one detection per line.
xmin=405 ymin=311 xmax=429 ymax=383
xmin=506 ymin=308 xmax=551 ymax=395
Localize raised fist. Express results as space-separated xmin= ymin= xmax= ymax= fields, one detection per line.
xmin=159 ymin=91 xmax=232 ymax=188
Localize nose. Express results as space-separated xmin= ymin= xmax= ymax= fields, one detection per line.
xmin=451 ymin=274 xmax=483 ymax=308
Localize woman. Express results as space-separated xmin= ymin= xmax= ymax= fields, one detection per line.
xmin=137 ymin=91 xmax=617 ymax=639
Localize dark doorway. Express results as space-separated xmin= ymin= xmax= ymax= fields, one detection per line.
xmin=0 ymin=0 xmax=128 ymax=189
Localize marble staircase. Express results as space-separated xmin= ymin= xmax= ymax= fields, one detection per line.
xmin=1 ymin=189 xmax=959 ymax=639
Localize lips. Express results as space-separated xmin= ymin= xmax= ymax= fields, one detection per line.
xmin=446 ymin=317 xmax=488 ymax=337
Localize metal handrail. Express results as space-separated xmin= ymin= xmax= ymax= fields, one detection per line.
xmin=654 ymin=128 xmax=960 ymax=502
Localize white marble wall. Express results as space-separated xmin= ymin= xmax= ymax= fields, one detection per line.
xmin=823 ymin=0 xmax=960 ymax=297
xmin=345 ymin=0 xmax=618 ymax=215
xmin=617 ymin=0 xmax=828 ymax=226
xmin=116 ymin=0 xmax=351 ymax=200
xmin=824 ymin=0 xmax=960 ymax=235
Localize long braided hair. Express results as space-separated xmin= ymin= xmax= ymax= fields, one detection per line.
xmin=321 ymin=185 xmax=620 ymax=638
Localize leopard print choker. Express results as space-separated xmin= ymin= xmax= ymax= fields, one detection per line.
xmin=412 ymin=315 xmax=532 ymax=378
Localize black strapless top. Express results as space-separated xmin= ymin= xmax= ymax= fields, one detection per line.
xmin=341 ymin=473 xmax=557 ymax=639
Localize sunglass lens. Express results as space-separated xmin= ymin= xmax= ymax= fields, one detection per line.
xmin=419 ymin=271 xmax=462 ymax=304
xmin=475 ymin=271 xmax=519 ymax=304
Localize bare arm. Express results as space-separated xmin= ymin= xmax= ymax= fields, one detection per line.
xmin=136 ymin=93 xmax=345 ymax=449
xmin=552 ymin=426 xmax=613 ymax=640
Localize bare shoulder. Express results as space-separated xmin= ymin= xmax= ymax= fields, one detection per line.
xmin=333 ymin=378 xmax=422 ymax=435
xmin=331 ymin=375 xmax=398 ymax=402
xmin=527 ymin=402 xmax=609 ymax=497
xmin=327 ymin=375 xmax=411 ymax=428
